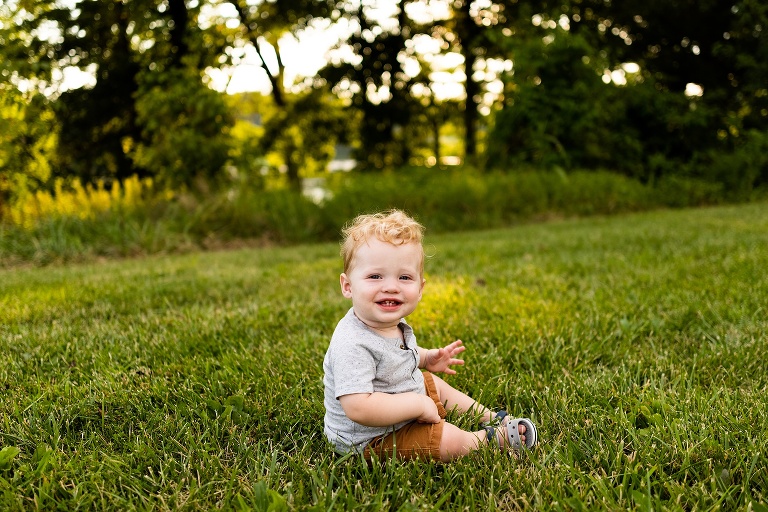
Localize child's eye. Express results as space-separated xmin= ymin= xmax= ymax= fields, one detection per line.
xmin=399 ymin=275 xmax=413 ymax=281
xmin=368 ymin=274 xmax=381 ymax=279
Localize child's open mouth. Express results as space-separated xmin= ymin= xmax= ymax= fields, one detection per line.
xmin=377 ymin=300 xmax=402 ymax=307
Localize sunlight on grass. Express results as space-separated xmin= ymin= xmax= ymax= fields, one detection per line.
xmin=410 ymin=276 xmax=479 ymax=329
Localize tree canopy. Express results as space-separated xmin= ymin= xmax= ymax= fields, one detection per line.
xmin=1 ymin=0 xmax=766 ymax=203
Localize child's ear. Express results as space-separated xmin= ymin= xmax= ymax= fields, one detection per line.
xmin=340 ymin=273 xmax=353 ymax=298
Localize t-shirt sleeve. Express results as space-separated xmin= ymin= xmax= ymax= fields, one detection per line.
xmin=328 ymin=337 xmax=378 ymax=399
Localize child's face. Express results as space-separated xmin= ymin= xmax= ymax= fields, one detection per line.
xmin=340 ymin=238 xmax=425 ymax=335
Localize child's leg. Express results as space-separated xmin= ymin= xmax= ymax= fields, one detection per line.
xmin=430 ymin=373 xmax=529 ymax=461
xmin=439 ymin=422 xmax=528 ymax=461
xmin=430 ymin=373 xmax=497 ymax=424
xmin=440 ymin=422 xmax=525 ymax=462
xmin=438 ymin=423 xmax=487 ymax=461
xmin=363 ymin=373 xmax=529 ymax=462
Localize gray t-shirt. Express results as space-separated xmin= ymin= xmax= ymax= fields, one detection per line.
xmin=323 ymin=307 xmax=425 ymax=453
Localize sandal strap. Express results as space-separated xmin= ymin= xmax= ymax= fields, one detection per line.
xmin=481 ymin=409 xmax=508 ymax=428
xmin=483 ymin=425 xmax=502 ymax=448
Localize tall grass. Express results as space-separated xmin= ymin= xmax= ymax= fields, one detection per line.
xmin=0 ymin=168 xmax=760 ymax=266
xmin=3 ymin=175 xmax=157 ymax=229
xmin=2 ymin=202 xmax=767 ymax=510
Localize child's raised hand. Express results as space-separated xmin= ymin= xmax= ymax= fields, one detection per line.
xmin=424 ymin=340 xmax=466 ymax=374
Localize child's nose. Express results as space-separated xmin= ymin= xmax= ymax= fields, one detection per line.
xmin=381 ymin=278 xmax=400 ymax=292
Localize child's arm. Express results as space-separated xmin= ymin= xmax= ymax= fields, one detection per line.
xmin=339 ymin=392 xmax=441 ymax=426
xmin=418 ymin=340 xmax=466 ymax=374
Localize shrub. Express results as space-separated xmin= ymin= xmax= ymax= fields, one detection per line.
xmin=322 ymin=168 xmax=658 ymax=231
xmin=3 ymin=175 xmax=156 ymax=229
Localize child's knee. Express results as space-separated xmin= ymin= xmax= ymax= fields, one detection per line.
xmin=439 ymin=424 xmax=479 ymax=460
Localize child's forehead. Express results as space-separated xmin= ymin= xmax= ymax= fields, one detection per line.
xmin=370 ymin=233 xmax=421 ymax=244
xmin=359 ymin=236 xmax=419 ymax=252
xmin=353 ymin=237 xmax=422 ymax=261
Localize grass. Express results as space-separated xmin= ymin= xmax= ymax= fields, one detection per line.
xmin=4 ymin=168 xmax=751 ymax=267
xmin=2 ymin=202 xmax=767 ymax=510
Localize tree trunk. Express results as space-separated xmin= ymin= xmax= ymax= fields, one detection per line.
xmin=284 ymin=141 xmax=301 ymax=191
xmin=463 ymin=48 xmax=478 ymax=161
xmin=431 ymin=110 xmax=441 ymax=166
xmin=455 ymin=0 xmax=480 ymax=162
xmin=232 ymin=1 xmax=285 ymax=107
xmin=167 ymin=0 xmax=188 ymax=69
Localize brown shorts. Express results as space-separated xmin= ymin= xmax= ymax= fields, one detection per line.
xmin=363 ymin=371 xmax=447 ymax=461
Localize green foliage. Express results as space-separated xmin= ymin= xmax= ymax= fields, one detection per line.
xmin=0 ymin=0 xmax=233 ymax=187
xmin=130 ymin=69 xmax=234 ymax=187
xmin=1 ymin=203 xmax=768 ymax=509
xmin=258 ymin=91 xmax=353 ymax=187
xmin=486 ymin=24 xmax=768 ymax=196
xmin=322 ymin=168 xmax=659 ymax=232
xmin=482 ymin=0 xmax=768 ymax=194
xmin=320 ymin=2 xmax=446 ymax=168
xmin=653 ymin=176 xmax=726 ymax=208
xmin=54 ymin=68 xmax=141 ymax=183
xmin=0 ymin=446 xmax=21 ymax=471
xmin=486 ymin=30 xmax=613 ymax=171
xmin=226 ymin=93 xmax=270 ymax=185
xmin=690 ymin=129 xmax=768 ymax=200
xmin=47 ymin=0 xmax=146 ymax=183
xmin=0 ymin=88 xmax=57 ymax=205
xmin=3 ymin=0 xmax=768 ymax=202
xmin=224 ymin=0 xmax=335 ymax=107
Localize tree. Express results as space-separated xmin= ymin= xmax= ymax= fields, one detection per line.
xmin=0 ymin=87 xmax=57 ymax=209
xmin=53 ymin=0 xmax=143 ymax=182
xmin=194 ymin=0 xmax=346 ymax=188
xmin=518 ymin=0 xmax=768 ymax=146
xmin=421 ymin=0 xmax=527 ymax=163
xmin=486 ymin=0 xmax=767 ymax=193
xmin=319 ymin=1 xmax=421 ymax=169
xmin=221 ymin=0 xmax=334 ymax=107
xmin=445 ymin=0 xmax=485 ymax=161
xmin=258 ymin=90 xmax=352 ymax=189
xmin=0 ymin=0 xmax=236 ymax=186
xmin=486 ymin=30 xmax=621 ymax=171
xmin=130 ymin=69 xmax=234 ymax=188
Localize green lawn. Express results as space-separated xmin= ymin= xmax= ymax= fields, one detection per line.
xmin=2 ymin=203 xmax=767 ymax=510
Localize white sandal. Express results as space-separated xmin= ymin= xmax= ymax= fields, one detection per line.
xmin=483 ymin=410 xmax=538 ymax=450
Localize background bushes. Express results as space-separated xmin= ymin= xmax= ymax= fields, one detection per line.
xmin=3 ymin=168 xmax=761 ymax=267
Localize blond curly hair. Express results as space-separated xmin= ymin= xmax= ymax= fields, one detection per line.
xmin=340 ymin=209 xmax=425 ymax=275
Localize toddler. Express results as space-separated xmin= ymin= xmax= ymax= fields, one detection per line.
xmin=323 ymin=209 xmax=538 ymax=461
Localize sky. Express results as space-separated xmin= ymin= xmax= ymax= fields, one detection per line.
xmin=204 ymin=17 xmax=351 ymax=96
